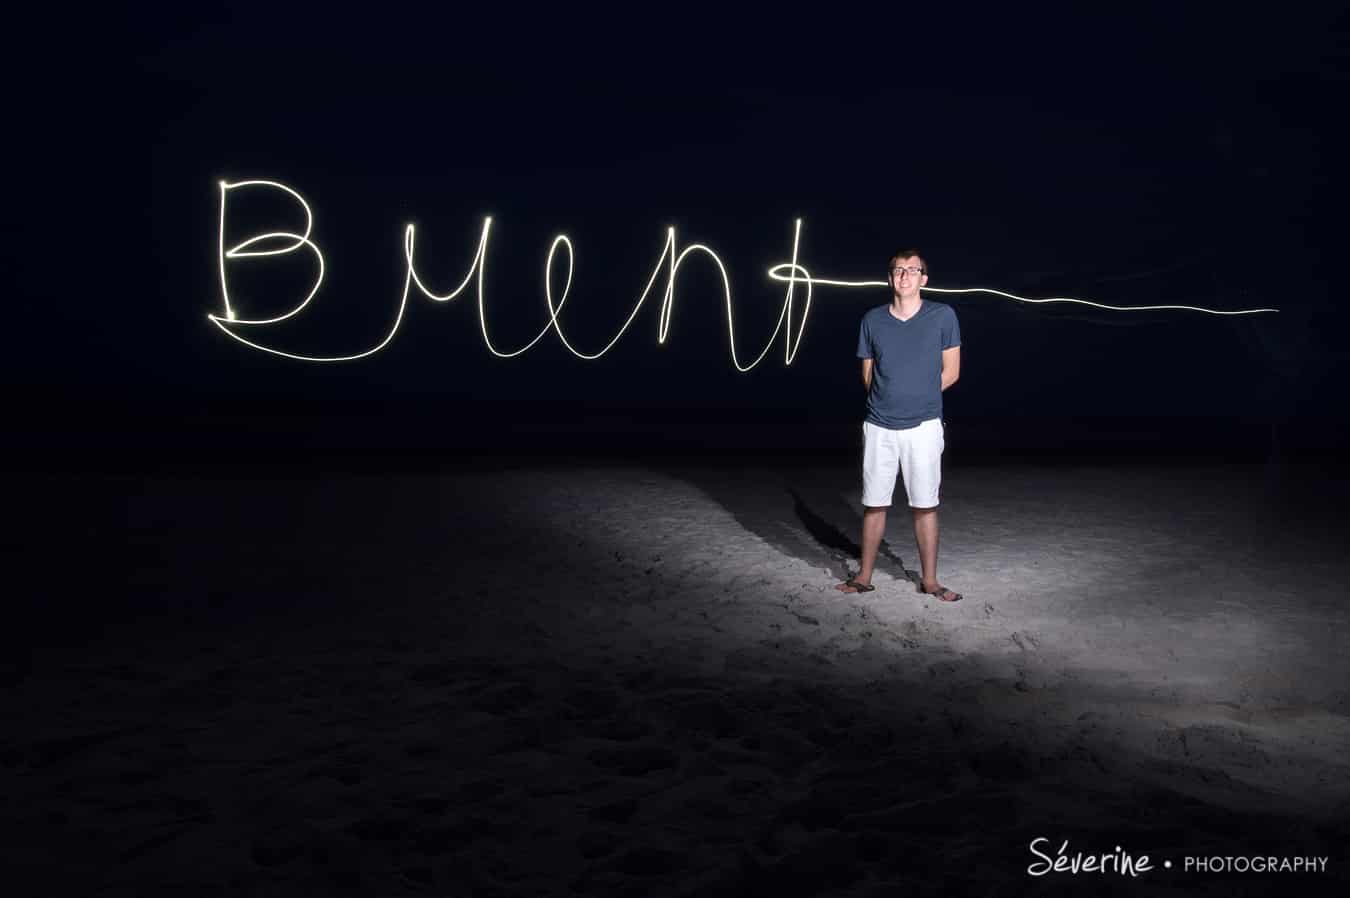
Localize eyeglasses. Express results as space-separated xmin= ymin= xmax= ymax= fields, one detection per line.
xmin=890 ymin=266 xmax=925 ymax=278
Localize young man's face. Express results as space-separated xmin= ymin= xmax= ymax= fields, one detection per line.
xmin=889 ymin=256 xmax=928 ymax=299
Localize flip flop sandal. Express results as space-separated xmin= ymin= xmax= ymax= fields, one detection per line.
xmin=918 ymin=583 xmax=963 ymax=602
xmin=843 ymin=578 xmax=876 ymax=593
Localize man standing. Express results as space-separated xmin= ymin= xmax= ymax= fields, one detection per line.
xmin=836 ymin=248 xmax=963 ymax=601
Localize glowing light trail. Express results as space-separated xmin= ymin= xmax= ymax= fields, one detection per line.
xmin=211 ymin=178 xmax=1278 ymax=365
xmin=921 ymin=286 xmax=1278 ymax=315
xmin=764 ymin=268 xmax=1279 ymax=316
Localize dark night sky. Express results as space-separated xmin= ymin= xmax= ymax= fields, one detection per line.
xmin=11 ymin=6 xmax=1348 ymax=452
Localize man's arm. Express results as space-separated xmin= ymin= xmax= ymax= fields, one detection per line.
xmin=862 ymin=358 xmax=874 ymax=391
xmin=940 ymin=346 xmax=960 ymax=391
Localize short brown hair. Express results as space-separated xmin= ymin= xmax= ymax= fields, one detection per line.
xmin=888 ymin=248 xmax=927 ymax=276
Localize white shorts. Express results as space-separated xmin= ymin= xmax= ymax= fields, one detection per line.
xmin=862 ymin=418 xmax=944 ymax=508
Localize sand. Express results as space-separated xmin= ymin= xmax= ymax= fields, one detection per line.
xmin=4 ymin=458 xmax=1348 ymax=896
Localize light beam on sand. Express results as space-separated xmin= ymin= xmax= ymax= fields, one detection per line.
xmin=211 ymin=179 xmax=1279 ymax=366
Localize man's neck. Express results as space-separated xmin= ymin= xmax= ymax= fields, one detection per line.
xmin=891 ymin=295 xmax=923 ymax=319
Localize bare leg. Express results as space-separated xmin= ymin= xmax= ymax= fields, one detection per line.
xmin=913 ymin=506 xmax=939 ymax=589
xmin=859 ymin=506 xmax=887 ymax=584
xmin=837 ymin=506 xmax=887 ymax=591
xmin=913 ymin=505 xmax=960 ymax=600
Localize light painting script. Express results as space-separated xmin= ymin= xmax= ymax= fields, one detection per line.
xmin=211 ymin=179 xmax=1279 ymax=367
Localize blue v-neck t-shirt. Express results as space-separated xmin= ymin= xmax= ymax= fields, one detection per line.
xmin=856 ymin=300 xmax=961 ymax=430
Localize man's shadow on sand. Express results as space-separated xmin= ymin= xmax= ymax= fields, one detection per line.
xmin=787 ymin=489 xmax=914 ymax=583
xmin=660 ymin=464 xmax=915 ymax=585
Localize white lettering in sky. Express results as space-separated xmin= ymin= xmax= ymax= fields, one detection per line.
xmin=211 ymin=179 xmax=1278 ymax=366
